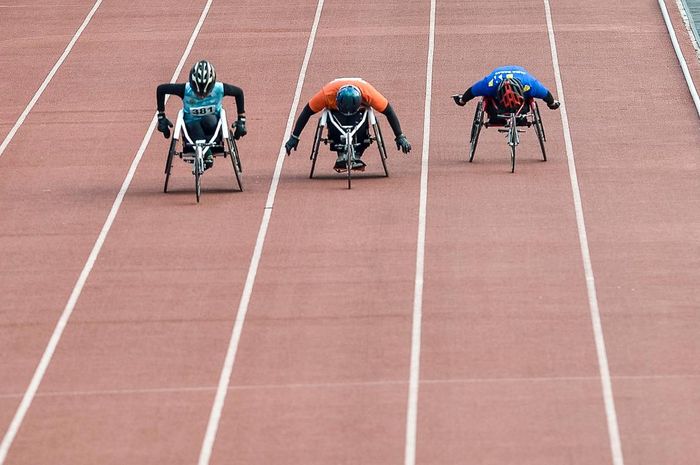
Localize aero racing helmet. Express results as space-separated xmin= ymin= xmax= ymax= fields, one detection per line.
xmin=496 ymin=77 xmax=525 ymax=109
xmin=336 ymin=85 xmax=362 ymax=115
xmin=189 ymin=60 xmax=217 ymax=97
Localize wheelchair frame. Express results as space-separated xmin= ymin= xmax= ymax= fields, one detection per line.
xmin=163 ymin=108 xmax=243 ymax=202
xmin=308 ymin=107 xmax=389 ymax=189
xmin=467 ymin=97 xmax=547 ymax=173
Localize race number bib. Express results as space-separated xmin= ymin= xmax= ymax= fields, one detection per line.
xmin=190 ymin=105 xmax=216 ymax=116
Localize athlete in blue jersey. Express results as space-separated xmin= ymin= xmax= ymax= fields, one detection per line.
xmin=156 ymin=60 xmax=246 ymax=169
xmin=453 ymin=65 xmax=560 ymax=123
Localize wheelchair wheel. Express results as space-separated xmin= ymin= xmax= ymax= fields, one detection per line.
xmin=373 ymin=122 xmax=389 ymax=177
xmin=534 ymin=102 xmax=547 ymax=142
xmin=164 ymin=138 xmax=177 ymax=193
xmin=194 ymin=150 xmax=204 ymax=203
xmin=508 ymin=114 xmax=517 ymax=173
xmin=346 ymin=146 xmax=353 ymax=190
xmin=227 ymin=138 xmax=244 ymax=191
xmin=309 ymin=123 xmax=323 ymax=179
xmin=195 ymin=170 xmax=201 ymax=203
xmin=468 ymin=100 xmax=484 ymax=162
xmin=533 ymin=103 xmax=547 ymax=162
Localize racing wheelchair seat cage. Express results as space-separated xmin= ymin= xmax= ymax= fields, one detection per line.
xmin=163 ymin=108 xmax=243 ymax=200
xmin=173 ymin=108 xmax=229 ymax=156
xmin=466 ymin=97 xmax=547 ymax=171
xmin=326 ymin=108 xmax=369 ymax=148
xmin=308 ymin=107 xmax=389 ymax=186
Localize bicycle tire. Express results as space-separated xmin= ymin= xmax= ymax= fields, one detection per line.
xmin=469 ymin=101 xmax=484 ymax=162
xmin=164 ymin=138 xmax=177 ymax=193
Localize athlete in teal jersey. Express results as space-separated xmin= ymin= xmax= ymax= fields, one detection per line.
xmin=156 ymin=60 xmax=246 ymax=169
xmin=182 ymin=81 xmax=225 ymax=124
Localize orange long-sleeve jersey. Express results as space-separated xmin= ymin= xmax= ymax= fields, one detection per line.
xmin=308 ymin=78 xmax=389 ymax=113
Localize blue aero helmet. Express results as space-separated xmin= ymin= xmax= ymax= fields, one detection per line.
xmin=336 ymin=85 xmax=362 ymax=115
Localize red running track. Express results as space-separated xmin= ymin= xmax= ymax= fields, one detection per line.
xmin=0 ymin=0 xmax=698 ymax=464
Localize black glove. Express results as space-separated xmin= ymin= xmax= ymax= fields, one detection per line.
xmin=285 ymin=135 xmax=299 ymax=155
xmin=452 ymin=94 xmax=467 ymax=107
xmin=233 ymin=116 xmax=247 ymax=140
xmin=395 ymin=134 xmax=411 ymax=154
xmin=157 ymin=113 xmax=172 ymax=139
xmin=547 ymin=100 xmax=560 ymax=110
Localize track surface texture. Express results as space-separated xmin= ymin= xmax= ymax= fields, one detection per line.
xmin=0 ymin=1 xmax=698 ymax=464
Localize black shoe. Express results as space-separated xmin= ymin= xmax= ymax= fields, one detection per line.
xmin=203 ymin=153 xmax=214 ymax=171
xmin=350 ymin=159 xmax=366 ymax=171
xmin=333 ymin=155 xmax=348 ymax=172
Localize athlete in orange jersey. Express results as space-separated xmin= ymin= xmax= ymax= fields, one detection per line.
xmin=285 ymin=78 xmax=411 ymax=171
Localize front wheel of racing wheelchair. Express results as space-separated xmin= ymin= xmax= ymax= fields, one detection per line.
xmin=465 ymin=97 xmax=547 ymax=172
xmin=163 ymin=108 xmax=243 ymax=202
xmin=308 ymin=108 xmax=389 ymax=189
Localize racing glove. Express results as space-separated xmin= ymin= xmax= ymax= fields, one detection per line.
xmin=452 ymin=94 xmax=467 ymax=106
xmin=157 ymin=113 xmax=173 ymax=139
xmin=395 ymin=134 xmax=411 ymax=154
xmin=547 ymin=100 xmax=561 ymax=110
xmin=285 ymin=135 xmax=299 ymax=155
xmin=233 ymin=116 xmax=247 ymax=140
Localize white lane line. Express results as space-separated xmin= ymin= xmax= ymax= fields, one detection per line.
xmin=0 ymin=0 xmax=103 ymax=159
xmin=659 ymin=0 xmax=700 ymax=118
xmin=542 ymin=2 xmax=625 ymax=465
xmin=195 ymin=1 xmax=325 ymax=464
xmin=404 ymin=1 xmax=436 ymax=464
xmin=0 ymin=2 xmax=215 ymax=463
xmin=4 ymin=372 xmax=699 ymax=400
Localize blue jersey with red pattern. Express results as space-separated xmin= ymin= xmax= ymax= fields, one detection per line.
xmin=470 ymin=66 xmax=550 ymax=100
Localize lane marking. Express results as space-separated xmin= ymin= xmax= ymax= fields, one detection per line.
xmin=404 ymin=1 xmax=436 ymax=464
xmin=0 ymin=0 xmax=103 ymax=159
xmin=3 ymin=373 xmax=699 ymax=400
xmin=195 ymin=1 xmax=325 ymax=464
xmin=0 ymin=2 xmax=215 ymax=463
xmin=542 ymin=2 xmax=625 ymax=464
xmin=659 ymin=0 xmax=700 ymax=118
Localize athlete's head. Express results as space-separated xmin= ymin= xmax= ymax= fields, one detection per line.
xmin=336 ymin=85 xmax=362 ymax=115
xmin=496 ymin=77 xmax=525 ymax=109
xmin=189 ymin=60 xmax=216 ymax=97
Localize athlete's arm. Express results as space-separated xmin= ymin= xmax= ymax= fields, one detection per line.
xmin=156 ymin=83 xmax=186 ymax=113
xmin=291 ymin=103 xmax=317 ymax=138
xmin=380 ymin=103 xmax=404 ymax=138
xmin=285 ymin=103 xmax=319 ymax=155
xmin=222 ymin=83 xmax=245 ymax=117
xmin=526 ymin=77 xmax=559 ymax=109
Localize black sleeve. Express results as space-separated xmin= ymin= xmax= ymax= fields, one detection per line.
xmin=222 ymin=83 xmax=245 ymax=115
xmin=156 ymin=83 xmax=186 ymax=113
xmin=542 ymin=91 xmax=555 ymax=105
xmin=380 ymin=103 xmax=404 ymax=138
xmin=292 ymin=104 xmax=316 ymax=138
xmin=460 ymin=87 xmax=475 ymax=103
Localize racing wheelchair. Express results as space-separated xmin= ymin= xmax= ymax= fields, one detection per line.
xmin=163 ymin=108 xmax=243 ymax=203
xmin=308 ymin=107 xmax=389 ymax=189
xmin=462 ymin=96 xmax=547 ymax=173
